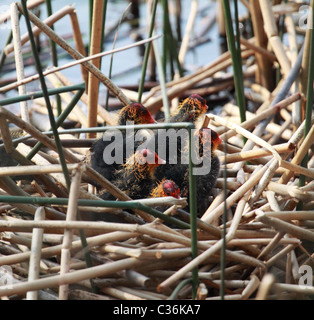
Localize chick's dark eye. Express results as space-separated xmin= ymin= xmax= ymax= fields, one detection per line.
xmin=141 ymin=149 xmax=148 ymax=157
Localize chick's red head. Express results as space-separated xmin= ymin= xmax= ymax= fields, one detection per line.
xmin=121 ymin=103 xmax=156 ymax=125
xmin=136 ymin=148 xmax=166 ymax=168
xmin=162 ymin=180 xmax=181 ymax=199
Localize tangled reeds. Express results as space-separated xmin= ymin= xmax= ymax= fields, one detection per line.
xmin=0 ymin=0 xmax=313 ymax=301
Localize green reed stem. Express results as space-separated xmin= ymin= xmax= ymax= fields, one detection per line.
xmin=138 ymin=0 xmax=158 ymax=103
xmin=0 ymin=195 xmax=189 ymax=229
xmin=222 ymin=0 xmax=246 ymax=123
xmin=46 ymin=0 xmax=62 ymax=115
xmin=0 ymin=30 xmax=13 ymax=74
xmin=168 ymin=278 xmax=193 ymax=300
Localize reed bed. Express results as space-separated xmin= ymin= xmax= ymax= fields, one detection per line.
xmin=0 ymin=0 xmax=313 ymax=301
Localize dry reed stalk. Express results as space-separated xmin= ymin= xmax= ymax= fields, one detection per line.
xmin=279 ymin=125 xmax=314 ymax=184
xmin=158 ymin=229 xmax=265 ymax=294
xmin=115 ymin=286 xmax=166 ymax=300
xmin=263 ymin=211 xmax=314 ymax=221
xmin=124 ymin=269 xmax=150 ymax=288
xmin=1 ymin=232 xmax=32 ymax=247
xmin=10 ymin=2 xmax=29 ymax=124
xmin=100 ymin=286 xmax=145 ymax=300
xmin=255 ymin=273 xmax=275 ymax=300
xmin=196 ymin=283 xmax=208 ymax=300
xmin=249 ymin=0 xmax=274 ymax=90
xmin=0 ymin=219 xmax=195 ymax=249
xmin=280 ymin=160 xmax=314 ymax=179
xmin=256 ymin=211 xmax=314 ymax=242
xmin=59 ymin=166 xmax=83 ymax=300
xmin=16 ymin=3 xmax=131 ymax=106
xmin=249 ymin=158 xmax=279 ymax=207
xmin=87 ymin=0 xmax=104 ymax=138
xmin=265 ymin=190 xmax=281 ymax=212
xmin=178 ymin=0 xmax=197 ymax=64
xmin=215 ymin=179 xmax=241 ymax=191
xmin=222 ymin=142 xmax=294 ymax=164
xmin=0 ymin=231 xmax=137 ymax=267
xmin=265 ymin=244 xmax=299 ymax=268
xmin=240 ymin=37 xmax=276 ymax=63
xmin=267 ymin=182 xmax=314 ymax=202
xmin=272 ymin=283 xmax=314 ymax=295
xmin=223 ymin=238 xmax=301 ymax=246
xmin=68 ymin=9 xmax=88 ymax=85
xmin=258 ymin=0 xmax=291 ymax=77
xmin=0 ymin=257 xmax=142 ymax=298
xmin=100 ymin=244 xmax=191 ymax=260
xmin=267 ymin=117 xmax=292 ymax=145
xmin=219 ymin=92 xmax=301 ymax=141
xmin=208 ymin=114 xmax=282 ymax=161
xmin=0 ymin=163 xmax=81 ymax=177
xmin=26 ymin=207 xmax=45 ymax=300
xmin=202 ymin=165 xmax=267 ymax=223
xmin=203 ymin=276 xmax=259 ymax=300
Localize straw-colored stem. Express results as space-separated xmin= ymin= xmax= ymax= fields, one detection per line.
xmin=26 ymin=207 xmax=45 ymax=300
xmin=10 ymin=3 xmax=29 ymax=124
xmin=222 ymin=142 xmax=294 ymax=164
xmin=87 ymin=0 xmax=104 ymax=138
xmin=0 ymin=257 xmax=142 ymax=298
xmin=178 ymin=0 xmax=197 ymax=64
xmin=258 ymin=0 xmax=291 ymax=77
xmin=202 ymin=165 xmax=266 ymax=223
xmin=255 ymin=274 xmax=275 ymax=300
xmin=59 ymin=167 xmax=83 ymax=300
xmin=208 ymin=114 xmax=281 ymax=161
xmin=256 ymin=212 xmax=314 ymax=242
xmin=279 ymin=125 xmax=314 ymax=184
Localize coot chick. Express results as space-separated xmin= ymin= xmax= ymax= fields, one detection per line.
xmin=100 ymin=148 xmax=165 ymax=200
xmin=90 ymin=103 xmax=157 ymax=182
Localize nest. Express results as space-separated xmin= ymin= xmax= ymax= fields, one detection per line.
xmin=0 ymin=0 xmax=313 ymax=300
